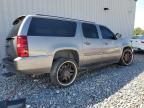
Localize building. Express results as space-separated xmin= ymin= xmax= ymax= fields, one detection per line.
xmin=0 ymin=0 xmax=137 ymax=61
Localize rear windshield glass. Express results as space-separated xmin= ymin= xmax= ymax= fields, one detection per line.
xmin=132 ymin=35 xmax=144 ymax=39
xmin=8 ymin=16 xmax=25 ymax=38
xmin=28 ymin=18 xmax=77 ymax=37
xmin=8 ymin=22 xmax=22 ymax=37
xmin=132 ymin=37 xmax=138 ymax=39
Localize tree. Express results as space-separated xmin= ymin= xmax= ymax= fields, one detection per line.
xmin=133 ymin=27 xmax=144 ymax=36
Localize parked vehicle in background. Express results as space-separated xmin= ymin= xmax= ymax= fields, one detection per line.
xmin=131 ymin=35 xmax=144 ymax=51
xmin=5 ymin=15 xmax=134 ymax=87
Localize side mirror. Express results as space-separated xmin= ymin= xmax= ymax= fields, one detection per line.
xmin=114 ymin=33 xmax=122 ymax=39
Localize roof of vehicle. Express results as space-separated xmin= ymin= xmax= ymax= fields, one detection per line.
xmin=37 ymin=14 xmax=97 ymax=24
xmin=16 ymin=14 xmax=97 ymax=25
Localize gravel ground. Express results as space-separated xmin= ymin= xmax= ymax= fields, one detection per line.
xmin=0 ymin=53 xmax=144 ymax=108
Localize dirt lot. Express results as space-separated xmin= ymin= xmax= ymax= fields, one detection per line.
xmin=0 ymin=53 xmax=144 ymax=108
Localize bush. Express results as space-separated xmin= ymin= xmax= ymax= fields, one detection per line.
xmin=133 ymin=28 xmax=144 ymax=36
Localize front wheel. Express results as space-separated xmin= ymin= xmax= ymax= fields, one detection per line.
xmin=119 ymin=48 xmax=134 ymax=66
xmin=50 ymin=58 xmax=78 ymax=87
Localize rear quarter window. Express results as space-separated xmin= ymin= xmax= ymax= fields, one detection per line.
xmin=28 ymin=18 xmax=77 ymax=37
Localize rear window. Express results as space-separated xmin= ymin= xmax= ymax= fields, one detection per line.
xmin=132 ymin=35 xmax=144 ymax=39
xmin=8 ymin=21 xmax=22 ymax=37
xmin=139 ymin=36 xmax=144 ymax=39
xmin=28 ymin=18 xmax=77 ymax=37
xmin=8 ymin=16 xmax=25 ymax=38
xmin=132 ymin=37 xmax=138 ymax=39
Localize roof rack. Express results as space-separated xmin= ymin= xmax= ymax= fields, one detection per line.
xmin=36 ymin=14 xmax=95 ymax=24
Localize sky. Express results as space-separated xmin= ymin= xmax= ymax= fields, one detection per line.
xmin=134 ymin=0 xmax=144 ymax=29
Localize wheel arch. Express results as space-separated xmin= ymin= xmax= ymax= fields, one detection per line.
xmin=52 ymin=48 xmax=80 ymax=65
xmin=123 ymin=46 xmax=133 ymax=51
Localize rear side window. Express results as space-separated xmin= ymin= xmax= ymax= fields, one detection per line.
xmin=100 ymin=26 xmax=114 ymax=39
xmin=82 ymin=23 xmax=99 ymax=38
xmin=28 ymin=18 xmax=77 ymax=37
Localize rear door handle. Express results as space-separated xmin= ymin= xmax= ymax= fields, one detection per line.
xmin=84 ymin=42 xmax=91 ymax=45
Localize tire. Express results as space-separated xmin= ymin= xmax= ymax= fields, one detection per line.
xmin=119 ymin=48 xmax=133 ymax=66
xmin=50 ymin=58 xmax=78 ymax=87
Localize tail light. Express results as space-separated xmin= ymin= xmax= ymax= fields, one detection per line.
xmin=17 ymin=36 xmax=29 ymax=57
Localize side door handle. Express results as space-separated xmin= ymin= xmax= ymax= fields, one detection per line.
xmin=84 ymin=42 xmax=91 ymax=45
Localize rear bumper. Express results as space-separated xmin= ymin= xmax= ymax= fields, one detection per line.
xmin=14 ymin=55 xmax=53 ymax=74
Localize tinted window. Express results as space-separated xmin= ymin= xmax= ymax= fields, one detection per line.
xmin=100 ymin=26 xmax=114 ymax=39
xmin=8 ymin=16 xmax=25 ymax=38
xmin=132 ymin=36 xmax=144 ymax=39
xmin=28 ymin=18 xmax=76 ymax=37
xmin=82 ymin=23 xmax=99 ymax=38
xmin=132 ymin=36 xmax=139 ymax=39
xmin=139 ymin=36 xmax=144 ymax=39
xmin=8 ymin=21 xmax=22 ymax=37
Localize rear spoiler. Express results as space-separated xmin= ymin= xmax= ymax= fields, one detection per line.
xmin=12 ymin=16 xmax=26 ymax=25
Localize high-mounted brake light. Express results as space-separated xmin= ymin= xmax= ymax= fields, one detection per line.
xmin=17 ymin=36 xmax=29 ymax=57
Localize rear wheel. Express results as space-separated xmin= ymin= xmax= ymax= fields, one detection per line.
xmin=119 ymin=48 xmax=133 ymax=66
xmin=50 ymin=58 xmax=78 ymax=87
